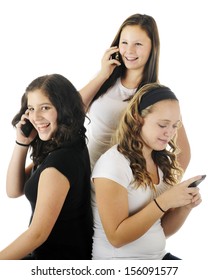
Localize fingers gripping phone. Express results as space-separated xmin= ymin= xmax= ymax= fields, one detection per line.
xmin=21 ymin=119 xmax=34 ymax=137
xmin=188 ymin=175 xmax=206 ymax=188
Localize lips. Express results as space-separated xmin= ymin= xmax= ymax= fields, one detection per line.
xmin=37 ymin=123 xmax=50 ymax=131
xmin=125 ymin=56 xmax=138 ymax=61
xmin=158 ymin=138 xmax=169 ymax=145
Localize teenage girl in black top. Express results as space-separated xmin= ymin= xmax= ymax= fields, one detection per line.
xmin=0 ymin=74 xmax=93 ymax=260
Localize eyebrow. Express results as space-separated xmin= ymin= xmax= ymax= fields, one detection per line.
xmin=28 ymin=102 xmax=52 ymax=107
xmin=120 ymin=37 xmax=143 ymax=42
xmin=158 ymin=119 xmax=181 ymax=123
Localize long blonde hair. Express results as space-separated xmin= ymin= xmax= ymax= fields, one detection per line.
xmin=113 ymin=83 xmax=183 ymax=190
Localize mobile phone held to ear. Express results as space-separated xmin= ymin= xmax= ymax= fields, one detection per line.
xmin=111 ymin=52 xmax=120 ymax=61
xmin=188 ymin=175 xmax=206 ymax=188
xmin=21 ymin=119 xmax=33 ymax=137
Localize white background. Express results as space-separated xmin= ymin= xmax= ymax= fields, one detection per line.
xmin=0 ymin=0 xmax=207 ymax=274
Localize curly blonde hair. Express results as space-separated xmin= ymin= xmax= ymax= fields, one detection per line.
xmin=113 ymin=83 xmax=183 ymax=190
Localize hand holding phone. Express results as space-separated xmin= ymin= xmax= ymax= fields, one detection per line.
xmin=188 ymin=175 xmax=206 ymax=188
xmin=21 ymin=119 xmax=34 ymax=137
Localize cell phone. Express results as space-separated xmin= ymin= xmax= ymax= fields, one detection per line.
xmin=188 ymin=175 xmax=206 ymax=188
xmin=111 ymin=52 xmax=120 ymax=61
xmin=21 ymin=119 xmax=33 ymax=137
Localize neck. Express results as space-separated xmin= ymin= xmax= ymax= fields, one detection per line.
xmin=121 ymin=69 xmax=143 ymax=89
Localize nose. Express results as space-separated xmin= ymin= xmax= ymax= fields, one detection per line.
xmin=32 ymin=109 xmax=43 ymax=121
xmin=126 ymin=44 xmax=135 ymax=53
xmin=164 ymin=127 xmax=176 ymax=138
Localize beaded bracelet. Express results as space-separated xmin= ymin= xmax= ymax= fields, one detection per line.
xmin=15 ymin=140 xmax=30 ymax=147
xmin=154 ymin=198 xmax=165 ymax=213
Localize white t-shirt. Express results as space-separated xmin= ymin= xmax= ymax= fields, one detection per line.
xmin=91 ymin=145 xmax=171 ymax=260
xmin=86 ymin=78 xmax=136 ymax=169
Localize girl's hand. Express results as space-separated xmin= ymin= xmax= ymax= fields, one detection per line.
xmin=15 ymin=111 xmax=37 ymax=145
xmin=158 ymin=175 xmax=203 ymax=211
xmin=184 ymin=187 xmax=202 ymax=209
xmin=98 ymin=47 xmax=121 ymax=79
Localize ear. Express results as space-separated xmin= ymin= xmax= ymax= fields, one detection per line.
xmin=133 ymin=113 xmax=144 ymax=125
xmin=133 ymin=113 xmax=138 ymax=121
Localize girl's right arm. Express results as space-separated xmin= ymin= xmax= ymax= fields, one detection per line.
xmin=6 ymin=144 xmax=33 ymax=198
xmin=94 ymin=178 xmax=166 ymax=248
xmin=93 ymin=176 xmax=201 ymax=248
xmin=6 ymin=114 xmax=36 ymax=198
xmin=79 ymin=47 xmax=120 ymax=111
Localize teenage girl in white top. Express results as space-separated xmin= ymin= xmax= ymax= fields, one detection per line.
xmin=91 ymin=83 xmax=202 ymax=259
xmin=80 ymin=14 xmax=190 ymax=171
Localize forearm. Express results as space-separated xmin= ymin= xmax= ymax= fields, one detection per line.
xmin=6 ymin=144 xmax=29 ymax=197
xmin=0 ymin=227 xmax=48 ymax=260
xmin=79 ymin=72 xmax=108 ymax=111
xmin=161 ymin=206 xmax=192 ymax=237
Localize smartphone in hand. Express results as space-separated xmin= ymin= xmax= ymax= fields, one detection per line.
xmin=21 ymin=119 xmax=33 ymax=137
xmin=111 ymin=52 xmax=120 ymax=61
xmin=188 ymin=175 xmax=206 ymax=188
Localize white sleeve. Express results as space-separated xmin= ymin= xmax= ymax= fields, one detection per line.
xmin=91 ymin=146 xmax=133 ymax=189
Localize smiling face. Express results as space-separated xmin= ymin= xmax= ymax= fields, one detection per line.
xmin=140 ymin=99 xmax=181 ymax=154
xmin=119 ymin=25 xmax=152 ymax=71
xmin=27 ymin=89 xmax=58 ymax=141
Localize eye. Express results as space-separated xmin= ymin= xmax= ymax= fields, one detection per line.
xmin=41 ymin=106 xmax=50 ymax=111
xmin=121 ymin=41 xmax=127 ymax=45
xmin=158 ymin=124 xmax=166 ymax=128
xmin=136 ymin=42 xmax=142 ymax=46
xmin=27 ymin=107 xmax=34 ymax=112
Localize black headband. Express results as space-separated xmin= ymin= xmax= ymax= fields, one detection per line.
xmin=138 ymin=86 xmax=178 ymax=113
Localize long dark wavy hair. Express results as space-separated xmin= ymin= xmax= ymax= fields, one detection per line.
xmin=12 ymin=74 xmax=87 ymax=166
xmin=90 ymin=13 xmax=160 ymax=106
xmin=113 ymin=83 xmax=183 ymax=190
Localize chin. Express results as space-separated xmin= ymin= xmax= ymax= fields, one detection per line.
xmin=154 ymin=146 xmax=167 ymax=151
xmin=39 ymin=137 xmax=50 ymax=141
xmin=38 ymin=133 xmax=53 ymax=141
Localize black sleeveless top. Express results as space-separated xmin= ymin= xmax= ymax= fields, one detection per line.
xmin=24 ymin=139 xmax=93 ymax=260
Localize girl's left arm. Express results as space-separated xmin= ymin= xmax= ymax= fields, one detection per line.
xmin=0 ymin=167 xmax=69 ymax=260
